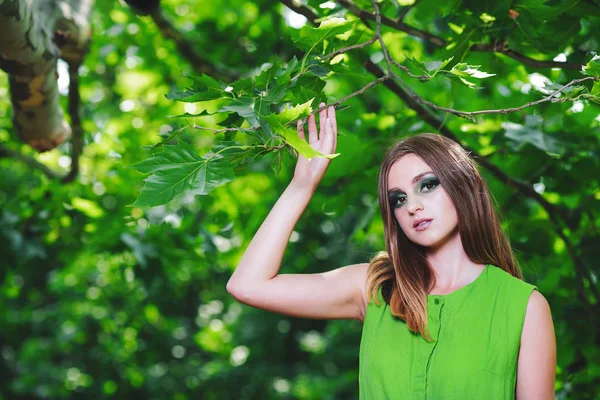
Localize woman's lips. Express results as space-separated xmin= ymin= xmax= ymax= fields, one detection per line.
xmin=414 ymin=219 xmax=432 ymax=231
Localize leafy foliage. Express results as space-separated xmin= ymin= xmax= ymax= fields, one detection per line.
xmin=130 ymin=140 xmax=240 ymax=206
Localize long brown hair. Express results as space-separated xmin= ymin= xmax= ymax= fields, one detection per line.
xmin=366 ymin=133 xmax=522 ymax=341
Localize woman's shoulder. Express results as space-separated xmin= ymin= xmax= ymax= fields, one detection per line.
xmin=486 ymin=264 xmax=539 ymax=297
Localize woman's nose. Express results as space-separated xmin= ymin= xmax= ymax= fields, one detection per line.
xmin=407 ymin=198 xmax=423 ymax=214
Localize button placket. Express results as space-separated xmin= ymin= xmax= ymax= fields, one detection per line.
xmin=424 ymin=296 xmax=445 ymax=399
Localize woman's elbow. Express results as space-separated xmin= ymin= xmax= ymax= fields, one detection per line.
xmin=226 ymin=279 xmax=251 ymax=303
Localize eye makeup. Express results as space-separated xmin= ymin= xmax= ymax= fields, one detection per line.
xmin=418 ymin=175 xmax=440 ymax=193
xmin=388 ymin=191 xmax=407 ymax=209
xmin=387 ymin=174 xmax=441 ymax=210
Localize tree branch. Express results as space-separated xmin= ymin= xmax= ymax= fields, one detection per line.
xmin=61 ymin=62 xmax=84 ymax=183
xmin=279 ymin=1 xmax=593 ymax=220
xmin=334 ymin=0 xmax=583 ymax=70
xmin=398 ymin=0 xmax=421 ymax=21
xmin=280 ymin=0 xmax=319 ymax=24
xmin=371 ymin=0 xmax=394 ymax=75
xmin=397 ymin=76 xmax=598 ymax=121
xmin=0 ymin=0 xmax=94 ymax=151
xmin=321 ymin=34 xmax=379 ymax=61
xmin=0 ymin=61 xmax=87 ymax=182
xmin=336 ymin=0 xmax=445 ymax=45
xmin=0 ymin=146 xmax=61 ymax=180
xmin=470 ymin=43 xmax=583 ymax=70
xmin=193 ymin=125 xmax=261 ymax=135
xmin=193 ymin=75 xmax=390 ymax=135
xmin=282 ymin=0 xmax=584 ymax=75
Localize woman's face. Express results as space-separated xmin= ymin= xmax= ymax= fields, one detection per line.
xmin=387 ymin=153 xmax=459 ymax=249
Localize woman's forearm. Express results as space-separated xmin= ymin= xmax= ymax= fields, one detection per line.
xmin=226 ymin=180 xmax=316 ymax=296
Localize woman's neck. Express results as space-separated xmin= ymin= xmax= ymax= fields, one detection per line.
xmin=425 ymin=231 xmax=486 ymax=292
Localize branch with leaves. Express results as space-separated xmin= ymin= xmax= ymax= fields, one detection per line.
xmin=336 ymin=0 xmax=583 ymax=70
xmin=133 ymin=1 xmax=600 ymax=212
xmin=133 ymin=2 xmax=600 ymax=310
xmin=0 ymin=0 xmax=93 ymax=152
xmin=0 ymin=67 xmax=85 ymax=183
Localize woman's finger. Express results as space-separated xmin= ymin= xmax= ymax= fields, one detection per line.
xmin=328 ymin=105 xmax=337 ymax=135
xmin=297 ymin=119 xmax=305 ymax=141
xmin=323 ymin=116 xmax=334 ymax=154
xmin=328 ymin=105 xmax=337 ymax=150
xmin=318 ymin=102 xmax=327 ymax=142
xmin=296 ymin=120 xmax=307 ymax=165
xmin=308 ymin=113 xmax=318 ymax=145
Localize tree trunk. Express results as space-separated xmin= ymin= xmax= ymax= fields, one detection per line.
xmin=0 ymin=0 xmax=93 ymax=152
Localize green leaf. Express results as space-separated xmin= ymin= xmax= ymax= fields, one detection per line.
xmin=405 ymin=55 xmax=428 ymax=75
xmin=502 ymin=116 xmax=563 ymax=154
xmin=276 ymin=57 xmax=300 ymax=88
xmin=130 ymin=140 xmax=242 ymax=207
xmin=560 ymin=85 xmax=587 ymax=101
xmin=535 ymin=81 xmax=590 ymax=101
xmin=591 ymin=81 xmax=600 ymax=96
xmin=217 ymin=97 xmax=259 ymax=126
xmin=290 ymin=76 xmax=326 ymax=104
xmin=444 ymin=74 xmax=477 ymax=88
xmin=449 ymin=63 xmax=495 ymax=79
xmin=582 ymin=55 xmax=600 ymax=77
xmin=165 ymin=74 xmax=229 ymax=102
xmin=143 ymin=126 xmax=189 ymax=150
xmin=165 ymin=87 xmax=226 ymax=103
xmin=423 ymin=57 xmax=453 ymax=74
xmin=255 ymin=60 xmax=285 ymax=89
xmin=262 ymin=84 xmax=287 ymax=103
xmin=583 ymin=93 xmax=600 ymax=105
xmin=306 ymin=63 xmax=330 ymax=77
xmin=231 ymin=77 xmax=254 ymax=96
xmin=274 ymin=99 xmax=314 ymax=126
xmin=263 ymin=114 xmax=339 ymax=161
xmin=584 ymin=80 xmax=600 ymax=104
xmin=290 ymin=18 xmax=354 ymax=52
xmin=405 ymin=56 xmax=455 ymax=80
xmin=444 ymin=63 xmax=495 ymax=88
xmin=513 ymin=0 xmax=579 ymax=20
xmin=182 ymin=72 xmax=227 ymax=92
xmin=168 ymin=110 xmax=210 ymax=119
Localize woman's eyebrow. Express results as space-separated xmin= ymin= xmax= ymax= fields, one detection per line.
xmin=411 ymin=171 xmax=433 ymax=184
xmin=387 ymin=171 xmax=434 ymax=193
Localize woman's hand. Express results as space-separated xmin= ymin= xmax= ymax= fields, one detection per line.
xmin=292 ymin=102 xmax=338 ymax=190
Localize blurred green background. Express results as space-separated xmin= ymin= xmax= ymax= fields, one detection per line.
xmin=0 ymin=0 xmax=599 ymax=398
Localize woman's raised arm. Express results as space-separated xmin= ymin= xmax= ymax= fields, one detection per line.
xmin=226 ymin=104 xmax=368 ymax=322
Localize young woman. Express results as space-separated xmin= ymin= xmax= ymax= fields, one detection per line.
xmin=226 ymin=103 xmax=556 ymax=399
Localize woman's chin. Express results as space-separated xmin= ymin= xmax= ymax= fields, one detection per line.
xmin=409 ymin=229 xmax=459 ymax=250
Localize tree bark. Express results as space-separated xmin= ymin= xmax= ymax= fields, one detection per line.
xmin=0 ymin=0 xmax=93 ymax=152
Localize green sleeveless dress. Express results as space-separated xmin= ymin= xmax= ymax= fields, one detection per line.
xmin=359 ymin=264 xmax=538 ymax=399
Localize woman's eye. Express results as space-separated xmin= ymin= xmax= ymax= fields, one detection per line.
xmin=392 ymin=196 xmax=406 ymax=209
xmin=420 ymin=178 xmax=440 ymax=193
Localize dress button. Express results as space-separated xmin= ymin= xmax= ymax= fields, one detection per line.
xmin=434 ymin=298 xmax=440 ymax=305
